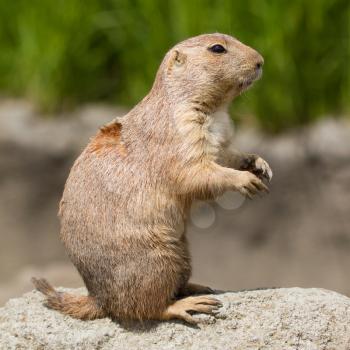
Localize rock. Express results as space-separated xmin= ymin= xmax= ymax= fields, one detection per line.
xmin=1 ymin=288 xmax=350 ymax=349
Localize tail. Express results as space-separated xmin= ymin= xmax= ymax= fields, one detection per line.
xmin=31 ymin=277 xmax=105 ymax=320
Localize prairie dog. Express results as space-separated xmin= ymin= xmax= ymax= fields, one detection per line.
xmin=33 ymin=33 xmax=272 ymax=324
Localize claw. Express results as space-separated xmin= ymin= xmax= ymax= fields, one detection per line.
xmin=242 ymin=187 xmax=253 ymax=199
xmin=249 ymin=156 xmax=273 ymax=183
xmin=266 ymin=167 xmax=273 ymax=182
xmin=261 ymin=182 xmax=269 ymax=193
xmin=193 ymin=296 xmax=222 ymax=306
xmin=180 ymin=311 xmax=198 ymax=324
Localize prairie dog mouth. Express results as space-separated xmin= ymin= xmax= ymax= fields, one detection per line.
xmin=239 ymin=79 xmax=254 ymax=89
xmin=238 ymin=68 xmax=262 ymax=90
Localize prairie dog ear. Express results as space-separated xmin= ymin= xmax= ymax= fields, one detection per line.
xmin=173 ymin=50 xmax=186 ymax=66
xmin=168 ymin=49 xmax=187 ymax=71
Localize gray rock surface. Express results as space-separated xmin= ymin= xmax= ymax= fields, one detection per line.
xmin=1 ymin=287 xmax=350 ymax=349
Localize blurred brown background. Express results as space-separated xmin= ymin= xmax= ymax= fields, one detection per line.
xmin=1 ymin=99 xmax=350 ymax=306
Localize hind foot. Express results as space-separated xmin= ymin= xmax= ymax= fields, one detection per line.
xmin=177 ymin=282 xmax=214 ymax=297
xmin=161 ymin=295 xmax=222 ymax=324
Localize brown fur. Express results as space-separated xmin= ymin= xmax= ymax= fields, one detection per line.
xmin=33 ymin=33 xmax=272 ymax=324
xmin=88 ymin=122 xmax=126 ymax=156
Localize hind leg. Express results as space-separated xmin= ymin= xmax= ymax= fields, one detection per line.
xmin=161 ymin=295 xmax=222 ymax=324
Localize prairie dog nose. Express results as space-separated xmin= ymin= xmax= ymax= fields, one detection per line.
xmin=255 ymin=54 xmax=264 ymax=70
xmin=234 ymin=40 xmax=264 ymax=70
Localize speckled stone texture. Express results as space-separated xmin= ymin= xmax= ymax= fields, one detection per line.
xmin=1 ymin=287 xmax=350 ymax=349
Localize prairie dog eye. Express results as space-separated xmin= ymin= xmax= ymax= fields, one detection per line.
xmin=208 ymin=44 xmax=227 ymax=54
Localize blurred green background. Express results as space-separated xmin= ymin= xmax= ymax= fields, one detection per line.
xmin=0 ymin=0 xmax=349 ymax=131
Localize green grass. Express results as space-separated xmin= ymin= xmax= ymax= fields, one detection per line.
xmin=0 ymin=0 xmax=349 ymax=131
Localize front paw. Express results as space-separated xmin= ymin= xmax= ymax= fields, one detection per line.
xmin=241 ymin=154 xmax=273 ymax=182
xmin=234 ymin=171 xmax=269 ymax=199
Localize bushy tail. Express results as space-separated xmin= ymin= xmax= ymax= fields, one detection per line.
xmin=31 ymin=277 xmax=105 ymax=320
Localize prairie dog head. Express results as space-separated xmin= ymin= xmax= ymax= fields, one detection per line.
xmin=155 ymin=33 xmax=264 ymax=109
